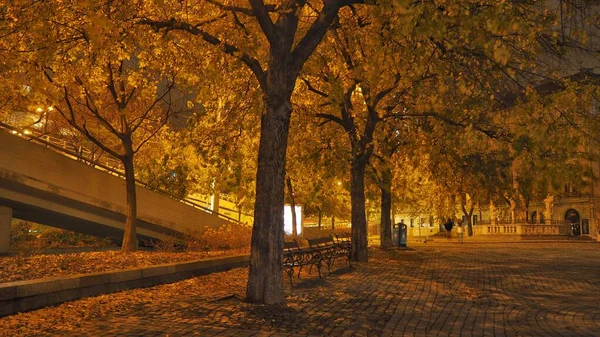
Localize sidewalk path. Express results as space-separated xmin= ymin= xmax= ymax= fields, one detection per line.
xmin=1 ymin=242 xmax=599 ymax=336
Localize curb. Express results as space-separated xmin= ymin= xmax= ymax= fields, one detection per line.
xmin=0 ymin=254 xmax=250 ymax=317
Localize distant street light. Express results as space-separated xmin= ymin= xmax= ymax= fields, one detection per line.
xmin=34 ymin=106 xmax=53 ymax=133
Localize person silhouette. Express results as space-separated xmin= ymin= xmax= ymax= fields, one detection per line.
xmin=443 ymin=218 xmax=454 ymax=241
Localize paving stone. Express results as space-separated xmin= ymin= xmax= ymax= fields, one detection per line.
xmin=4 ymin=242 xmax=600 ymax=336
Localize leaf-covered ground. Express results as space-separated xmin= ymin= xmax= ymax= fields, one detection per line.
xmin=0 ymin=249 xmax=249 ymax=284
xmin=0 ymin=267 xmax=249 ymax=337
xmin=0 ymin=248 xmax=399 ymax=337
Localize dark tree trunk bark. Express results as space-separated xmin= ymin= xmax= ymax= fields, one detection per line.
xmin=379 ymin=167 xmax=393 ymax=248
xmin=121 ymin=141 xmax=137 ymax=252
xmin=351 ymin=159 xmax=369 ymax=262
xmin=332 ymin=215 xmax=335 ymax=230
xmin=286 ymin=177 xmax=297 ymax=237
xmin=245 ymin=90 xmax=292 ymax=305
xmin=461 ymin=200 xmax=474 ymax=237
xmin=318 ymin=208 xmax=322 ymax=230
xmin=467 ymin=211 xmax=474 ymax=236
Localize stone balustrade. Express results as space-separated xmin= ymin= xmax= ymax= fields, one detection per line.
xmin=474 ymin=223 xmax=571 ymax=236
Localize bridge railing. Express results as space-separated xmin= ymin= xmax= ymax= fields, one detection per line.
xmin=0 ymin=122 xmax=246 ymax=226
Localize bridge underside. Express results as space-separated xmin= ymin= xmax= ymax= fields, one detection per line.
xmin=0 ymin=176 xmax=185 ymax=250
xmin=0 ymin=130 xmax=231 ymax=254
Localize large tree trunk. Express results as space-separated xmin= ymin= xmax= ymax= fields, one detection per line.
xmin=460 ymin=195 xmax=474 ymax=237
xmin=462 ymin=207 xmax=474 ymax=237
xmin=318 ymin=208 xmax=322 ymax=230
xmin=286 ymin=177 xmax=297 ymax=237
xmin=245 ymin=92 xmax=291 ymax=305
xmin=350 ymin=159 xmax=369 ymax=262
xmin=379 ymin=166 xmax=393 ymax=248
xmin=331 ymin=215 xmax=335 ymax=229
xmin=121 ymin=142 xmax=137 ymax=252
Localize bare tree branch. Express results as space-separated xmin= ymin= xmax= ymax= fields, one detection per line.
xmin=316 ymin=112 xmax=344 ymax=126
xmin=300 ymin=76 xmax=329 ymax=98
xmin=130 ymin=76 xmax=177 ymax=134
xmin=54 ymin=87 xmax=122 ymax=159
xmin=74 ymin=78 xmax=121 ymax=137
xmin=206 ymin=0 xmax=276 ymax=16
xmin=106 ymin=62 xmax=123 ymax=109
xmin=140 ymin=18 xmax=266 ymax=88
xmin=398 ymin=111 xmax=513 ymax=141
xmin=291 ymin=0 xmax=346 ymax=74
xmin=248 ymin=0 xmax=276 ymax=43
xmin=373 ymin=73 xmax=401 ymax=107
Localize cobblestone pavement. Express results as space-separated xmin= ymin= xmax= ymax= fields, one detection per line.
xmin=6 ymin=242 xmax=600 ymax=336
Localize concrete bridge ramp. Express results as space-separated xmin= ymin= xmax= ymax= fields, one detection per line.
xmin=0 ymin=130 xmax=233 ymax=252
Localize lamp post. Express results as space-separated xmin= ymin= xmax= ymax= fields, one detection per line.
xmin=35 ymin=106 xmax=53 ymax=135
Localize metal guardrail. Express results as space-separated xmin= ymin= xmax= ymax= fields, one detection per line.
xmin=0 ymin=122 xmax=245 ymax=225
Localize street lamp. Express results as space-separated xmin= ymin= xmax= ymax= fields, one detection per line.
xmin=35 ymin=106 xmax=53 ymax=134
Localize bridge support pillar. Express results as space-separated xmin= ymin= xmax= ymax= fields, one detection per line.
xmin=0 ymin=206 xmax=12 ymax=254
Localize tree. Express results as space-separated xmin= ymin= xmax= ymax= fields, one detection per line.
xmin=143 ymin=0 xmax=373 ymax=304
xmin=300 ymin=8 xmax=427 ymax=261
xmin=181 ymin=65 xmax=262 ymax=217
xmin=10 ymin=1 xmax=184 ymax=252
xmin=135 ymin=128 xmax=190 ymax=198
xmin=506 ymin=86 xmax=598 ymax=223
xmin=286 ymin=101 xmax=351 ymax=233
xmin=369 ymin=121 xmax=407 ymax=248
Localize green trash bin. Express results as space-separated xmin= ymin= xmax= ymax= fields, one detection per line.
xmin=400 ymin=224 xmax=407 ymax=247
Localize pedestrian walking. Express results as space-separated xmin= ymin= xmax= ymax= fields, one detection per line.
xmin=443 ymin=218 xmax=454 ymax=241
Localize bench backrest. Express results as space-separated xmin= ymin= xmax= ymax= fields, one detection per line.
xmin=284 ymin=240 xmax=301 ymax=252
xmin=334 ymin=233 xmax=351 ymax=243
xmin=308 ymin=236 xmax=335 ymax=248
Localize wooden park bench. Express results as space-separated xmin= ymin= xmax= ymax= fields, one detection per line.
xmin=332 ymin=232 xmax=352 ymax=250
xmin=282 ymin=234 xmax=353 ymax=285
xmin=307 ymin=235 xmax=352 ymax=275
xmin=283 ymin=240 xmax=322 ymax=285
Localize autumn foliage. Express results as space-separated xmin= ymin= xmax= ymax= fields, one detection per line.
xmin=2 ymin=223 xmax=251 ymax=284
xmin=1 ymin=0 xmax=598 ymax=305
xmin=184 ymin=223 xmax=252 ymax=252
xmin=10 ymin=222 xmax=113 ymax=249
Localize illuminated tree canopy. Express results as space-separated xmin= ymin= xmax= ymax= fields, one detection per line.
xmin=0 ymin=0 xmax=598 ymax=306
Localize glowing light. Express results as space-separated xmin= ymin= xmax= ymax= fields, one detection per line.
xmin=284 ymin=205 xmax=303 ymax=235
xmin=11 ymin=130 xmax=17 ymax=134
xmin=23 ymin=129 xmax=31 ymax=135
xmin=47 ymin=106 xmax=53 ymax=111
xmin=36 ymin=107 xmax=43 ymax=112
